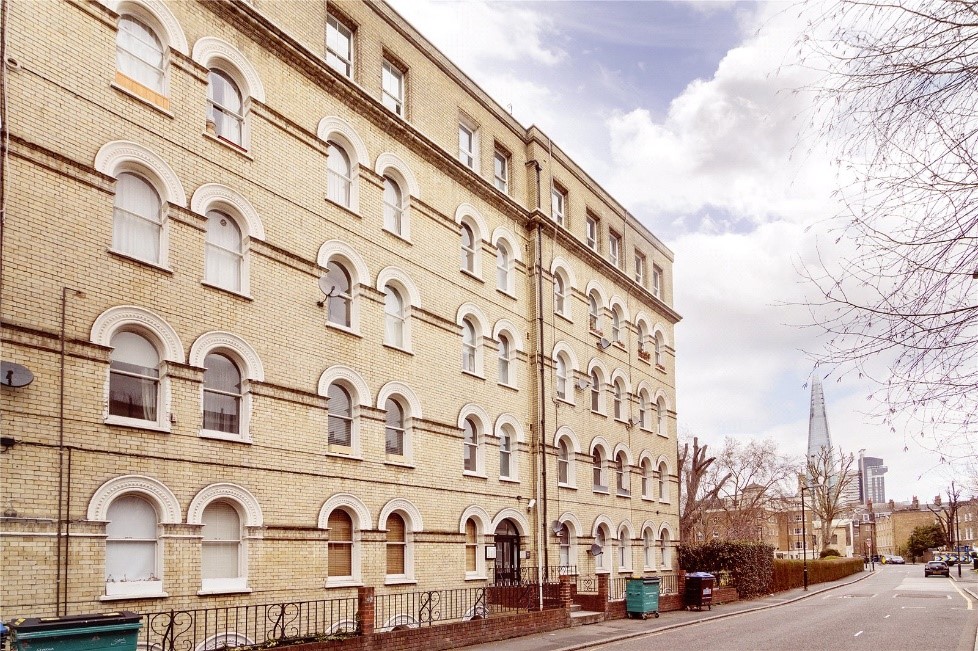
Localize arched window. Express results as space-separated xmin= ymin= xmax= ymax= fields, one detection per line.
xmin=327 ymin=142 xmax=353 ymax=207
xmin=460 ymin=222 xmax=476 ymax=273
xmin=641 ymin=458 xmax=653 ymax=499
xmin=462 ymin=417 xmax=480 ymax=473
xmin=588 ymin=293 xmax=600 ymax=332
xmin=637 ymin=322 xmax=649 ymax=354
xmin=615 ymin=452 xmax=629 ymax=496
xmin=386 ymin=513 xmax=406 ymax=577
xmin=325 ymin=262 xmax=352 ymax=328
xmin=657 ymin=397 xmax=667 ymax=436
xmin=327 ymin=509 xmax=354 ymax=579
xmin=109 ymin=331 xmax=160 ymax=423
xmin=558 ymin=523 xmax=571 ymax=567
xmin=613 ymin=379 xmax=625 ymax=421
xmin=499 ymin=426 xmax=513 ymax=479
xmin=496 ymin=242 xmax=511 ymax=293
xmin=590 ymin=370 xmax=601 ymax=412
xmin=207 ymin=70 xmax=244 ymax=145
xmin=553 ymin=274 xmax=567 ymax=316
xmin=557 ymin=438 xmax=570 ymax=486
xmin=383 ymin=176 xmax=404 ymax=235
xmin=385 ymin=398 xmax=405 ymax=456
xmin=461 ymin=318 xmax=478 ymax=373
xmin=595 ymin=527 xmax=609 ymax=571
xmin=384 ymin=286 xmax=405 ymax=348
xmin=658 ymin=462 xmax=669 ymax=502
xmin=464 ymin=518 xmax=480 ymax=574
xmin=659 ymin=529 xmax=672 ymax=570
xmin=644 ymin=528 xmax=655 ymax=568
xmin=497 ymin=334 xmax=512 ymax=385
xmin=618 ymin=527 xmax=631 ymax=571
xmin=611 ymin=307 xmax=622 ymax=343
xmin=105 ymin=494 xmax=159 ymax=591
xmin=116 ymin=15 xmax=165 ymax=94
xmin=655 ymin=332 xmax=664 ymax=366
xmin=113 ymin=172 xmax=162 ymax=264
xmin=202 ymin=353 xmax=241 ymax=435
xmin=638 ymin=391 xmax=650 ymax=430
xmin=555 ymin=354 xmax=569 ymax=400
xmin=205 ymin=211 xmax=243 ymax=292
xmin=201 ymin=501 xmax=243 ymax=590
xmin=592 ymin=449 xmax=607 ymax=491
xmin=327 ymin=384 xmax=353 ymax=451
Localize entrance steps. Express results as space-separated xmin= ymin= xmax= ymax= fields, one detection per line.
xmin=569 ymin=606 xmax=605 ymax=626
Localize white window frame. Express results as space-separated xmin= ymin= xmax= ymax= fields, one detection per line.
xmin=609 ymin=231 xmax=621 ymax=268
xmin=658 ymin=462 xmax=670 ymax=502
xmin=640 ymin=458 xmax=653 ymax=499
xmin=592 ymin=448 xmax=608 ymax=492
xmin=326 ymin=14 xmax=354 ymax=78
xmin=652 ymin=264 xmax=663 ymax=298
xmin=104 ymin=494 xmax=164 ymax=598
xmin=381 ymin=60 xmax=404 ymax=116
xmin=586 ymin=214 xmax=598 ymax=251
xmin=497 ymin=334 xmax=513 ymax=386
xmin=493 ymin=148 xmax=509 ymax=193
xmin=199 ymin=500 xmax=247 ymax=594
xmin=551 ymin=186 xmax=566 ymax=226
xmin=615 ymin=453 xmax=629 ymax=496
xmin=458 ymin=117 xmax=479 ymax=171
xmin=204 ymin=210 xmax=245 ymax=294
xmin=462 ymin=416 xmax=484 ymax=476
xmin=635 ymin=252 xmax=646 ymax=286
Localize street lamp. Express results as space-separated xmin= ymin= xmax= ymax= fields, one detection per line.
xmin=800 ymin=484 xmax=810 ymax=591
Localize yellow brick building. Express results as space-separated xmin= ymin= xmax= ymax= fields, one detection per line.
xmin=0 ymin=0 xmax=681 ymax=621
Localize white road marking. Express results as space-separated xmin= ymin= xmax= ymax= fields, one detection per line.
xmin=854 ymin=631 xmax=863 ymax=637
xmin=883 ymin=615 xmax=890 ymax=619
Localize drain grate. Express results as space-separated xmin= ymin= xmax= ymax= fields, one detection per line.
xmin=896 ymin=593 xmax=949 ymax=599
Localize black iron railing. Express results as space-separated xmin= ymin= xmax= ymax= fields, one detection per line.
xmin=576 ymin=575 xmax=597 ymax=593
xmin=489 ymin=565 xmax=577 ymax=585
xmin=608 ymin=576 xmax=630 ymax=601
xmin=373 ymin=587 xmax=488 ymax=631
xmin=659 ymin=574 xmax=679 ymax=594
xmin=139 ymin=597 xmax=358 ymax=651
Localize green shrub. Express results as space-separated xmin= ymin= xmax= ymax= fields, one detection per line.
xmin=819 ymin=548 xmax=841 ymax=558
xmin=678 ymin=541 xmax=775 ymax=599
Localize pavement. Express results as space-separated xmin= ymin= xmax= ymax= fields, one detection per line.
xmin=459 ymin=564 xmax=978 ymax=651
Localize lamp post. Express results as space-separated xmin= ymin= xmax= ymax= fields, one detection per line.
xmin=801 ymin=485 xmax=810 ymax=591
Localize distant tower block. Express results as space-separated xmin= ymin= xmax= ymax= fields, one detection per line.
xmin=807 ymin=377 xmax=833 ymax=459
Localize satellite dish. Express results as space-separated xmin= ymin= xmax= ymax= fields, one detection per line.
xmin=576 ymin=378 xmax=590 ymax=390
xmin=1 ymin=362 xmax=34 ymax=388
xmin=551 ymin=521 xmax=563 ymax=535
xmin=588 ymin=543 xmax=603 ymax=557
xmin=317 ymin=275 xmax=336 ymax=306
xmin=598 ymin=337 xmax=611 ymax=350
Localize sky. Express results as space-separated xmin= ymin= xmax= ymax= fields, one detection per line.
xmin=384 ymin=0 xmax=967 ymax=504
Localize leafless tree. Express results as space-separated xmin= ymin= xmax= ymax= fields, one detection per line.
xmin=696 ymin=438 xmax=796 ymax=542
xmin=806 ymin=445 xmax=858 ymax=550
xmin=928 ymin=481 xmax=962 ymax=553
xmin=800 ymin=0 xmax=978 ymax=459
xmin=678 ymin=436 xmax=729 ymax=542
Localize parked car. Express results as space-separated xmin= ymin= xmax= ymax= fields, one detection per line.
xmin=889 ymin=555 xmax=906 ymax=565
xmin=925 ymin=561 xmax=950 ymax=577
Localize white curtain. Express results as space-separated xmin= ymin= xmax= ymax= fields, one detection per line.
xmin=201 ymin=502 xmax=241 ymax=579
xmin=106 ymin=495 xmax=157 ymax=581
xmin=114 ymin=173 xmax=161 ymax=263
xmin=116 ymin=16 xmax=165 ymax=93
xmin=205 ymin=211 xmax=243 ymax=291
xmin=327 ymin=143 xmax=352 ymax=206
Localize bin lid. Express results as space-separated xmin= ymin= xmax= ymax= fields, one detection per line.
xmin=9 ymin=612 xmax=140 ymax=632
xmin=686 ymin=572 xmax=715 ymax=578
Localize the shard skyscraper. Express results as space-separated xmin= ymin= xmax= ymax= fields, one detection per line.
xmin=807 ymin=377 xmax=833 ymax=457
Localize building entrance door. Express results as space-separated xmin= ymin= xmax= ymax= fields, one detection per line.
xmin=494 ymin=519 xmax=521 ymax=584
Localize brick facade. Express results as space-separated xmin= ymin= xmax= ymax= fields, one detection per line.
xmin=0 ymin=0 xmax=682 ymax=626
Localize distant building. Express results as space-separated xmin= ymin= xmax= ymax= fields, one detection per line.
xmin=858 ymin=451 xmax=887 ymax=506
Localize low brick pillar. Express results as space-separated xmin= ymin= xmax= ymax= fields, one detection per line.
xmin=357 ymin=586 xmax=375 ymax=634
xmin=558 ymin=575 xmax=573 ymax=608
xmin=677 ymin=572 xmax=686 ymax=595
xmin=597 ymin=573 xmax=609 ymax=608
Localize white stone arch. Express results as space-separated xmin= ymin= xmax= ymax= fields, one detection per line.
xmin=187 ymin=483 xmax=263 ymax=527
xmin=612 ymin=442 xmax=634 ymax=466
xmin=553 ymin=425 xmax=581 ymax=453
xmin=374 ymin=152 xmax=420 ymax=198
xmin=587 ymin=358 xmax=609 ymax=384
xmin=191 ymin=37 xmax=266 ymax=103
xmin=655 ymin=455 xmax=672 ymax=473
xmin=640 ymin=519 xmax=657 ymax=535
xmin=618 ymin=519 xmax=635 ymax=541
xmin=608 ymin=295 xmax=630 ymax=323
xmin=456 ymin=303 xmax=489 ymax=332
xmin=658 ymin=522 xmax=675 ymax=539
xmin=634 ymin=311 xmax=653 ymax=331
xmin=189 ymin=331 xmax=264 ymax=381
xmin=378 ymin=498 xmax=424 ymax=532
xmin=635 ymin=379 xmax=653 ymax=397
xmin=317 ymin=365 xmax=370 ymax=404
xmin=651 ymin=322 xmax=670 ymax=347
xmin=457 ymin=403 xmax=491 ymax=432
xmin=492 ymin=319 xmax=524 ymax=352
xmin=376 ymin=266 xmax=421 ymax=308
xmin=190 ymin=184 xmax=265 ymax=241
xmin=317 ymin=493 xmax=372 ymax=530
xmin=592 ymin=514 xmax=615 ymax=538
xmin=87 ymin=475 xmax=181 ymax=523
xmin=94 ymin=141 xmax=187 ymax=207
xmin=375 ymin=381 xmax=422 ymax=419
xmin=494 ymin=413 xmax=525 ymax=443
xmin=585 ymin=280 xmax=609 ymax=308
xmin=551 ymin=341 xmax=579 ymax=373
xmin=317 ymin=116 xmax=370 ymax=167
xmin=491 ymin=227 xmax=522 ymax=265
xmin=317 ymin=240 xmax=370 ymax=285
xmin=454 ymin=203 xmax=489 ymax=239
xmin=103 ymin=0 xmax=189 ymax=55
xmin=557 ymin=512 xmax=583 ymax=537
xmin=458 ymin=505 xmax=492 ymax=533
xmin=491 ymin=508 xmax=530 ymax=537
xmin=589 ymin=436 xmax=611 ymax=457
xmin=550 ymin=257 xmax=577 ymax=290
xmin=638 ymin=450 xmax=655 ymax=467
xmin=91 ymin=305 xmax=184 ymax=362
xmin=610 ymin=368 xmax=631 ymax=395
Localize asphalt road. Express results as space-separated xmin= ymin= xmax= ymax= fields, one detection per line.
xmin=592 ymin=566 xmax=977 ymax=651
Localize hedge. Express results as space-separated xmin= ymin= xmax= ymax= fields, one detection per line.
xmin=769 ymin=558 xmax=864 ymax=592
xmin=678 ymin=541 xmax=775 ymax=599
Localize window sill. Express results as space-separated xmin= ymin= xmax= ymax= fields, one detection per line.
xmin=592 ymin=486 xmax=609 ymax=495
xmin=557 ymin=483 xmax=577 ymax=491
xmin=658 ymin=498 xmax=671 ymax=505
xmin=202 ymin=131 xmax=254 ymax=160
xmin=101 ymin=591 xmax=169 ymax=602
xmin=465 ymin=574 xmax=488 ymax=582
xmin=325 ymin=322 xmax=362 ymax=338
xmin=325 ymin=451 xmax=363 ymax=461
xmin=382 ymin=227 xmax=412 ymax=244
xmin=108 ymin=249 xmax=173 ymax=274
xmin=384 ymin=459 xmax=415 ymax=469
xmin=655 ymin=364 xmax=667 ymax=373
xmin=324 ymin=579 xmax=362 ymax=589
xmin=498 ymin=381 xmax=518 ymax=392
xmin=201 ymin=281 xmax=254 ymax=301
xmin=199 ymin=429 xmax=252 ymax=444
xmin=555 ymin=396 xmax=575 ymax=407
xmin=384 ymin=577 xmax=417 ymax=586
xmin=460 ymin=268 xmax=484 ymax=283
xmin=322 ymin=195 xmax=361 ymax=218
xmin=555 ymin=312 xmax=573 ymax=325
xmin=657 ymin=432 xmax=669 ymax=439
xmin=382 ymin=342 xmax=413 ymax=355
xmin=461 ymin=369 xmax=486 ymax=380
xmin=594 ymin=569 xmax=610 ymax=575
xmin=641 ymin=495 xmax=653 ymax=502
xmin=496 ymin=288 xmax=517 ymax=300
xmin=102 ymin=579 xmax=166 ymax=600
xmin=197 ymin=587 xmax=252 ymax=596
xmin=462 ymin=471 xmax=487 ymax=480
xmin=105 ymin=416 xmax=171 ymax=433
xmin=499 ymin=477 xmax=520 ymax=484
xmin=111 ymin=76 xmax=173 ymax=117
xmin=616 ymin=491 xmax=631 ymax=498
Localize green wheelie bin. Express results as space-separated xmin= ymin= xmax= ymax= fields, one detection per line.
xmin=7 ymin=612 xmax=142 ymax=651
xmin=625 ymin=577 xmax=661 ymax=619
